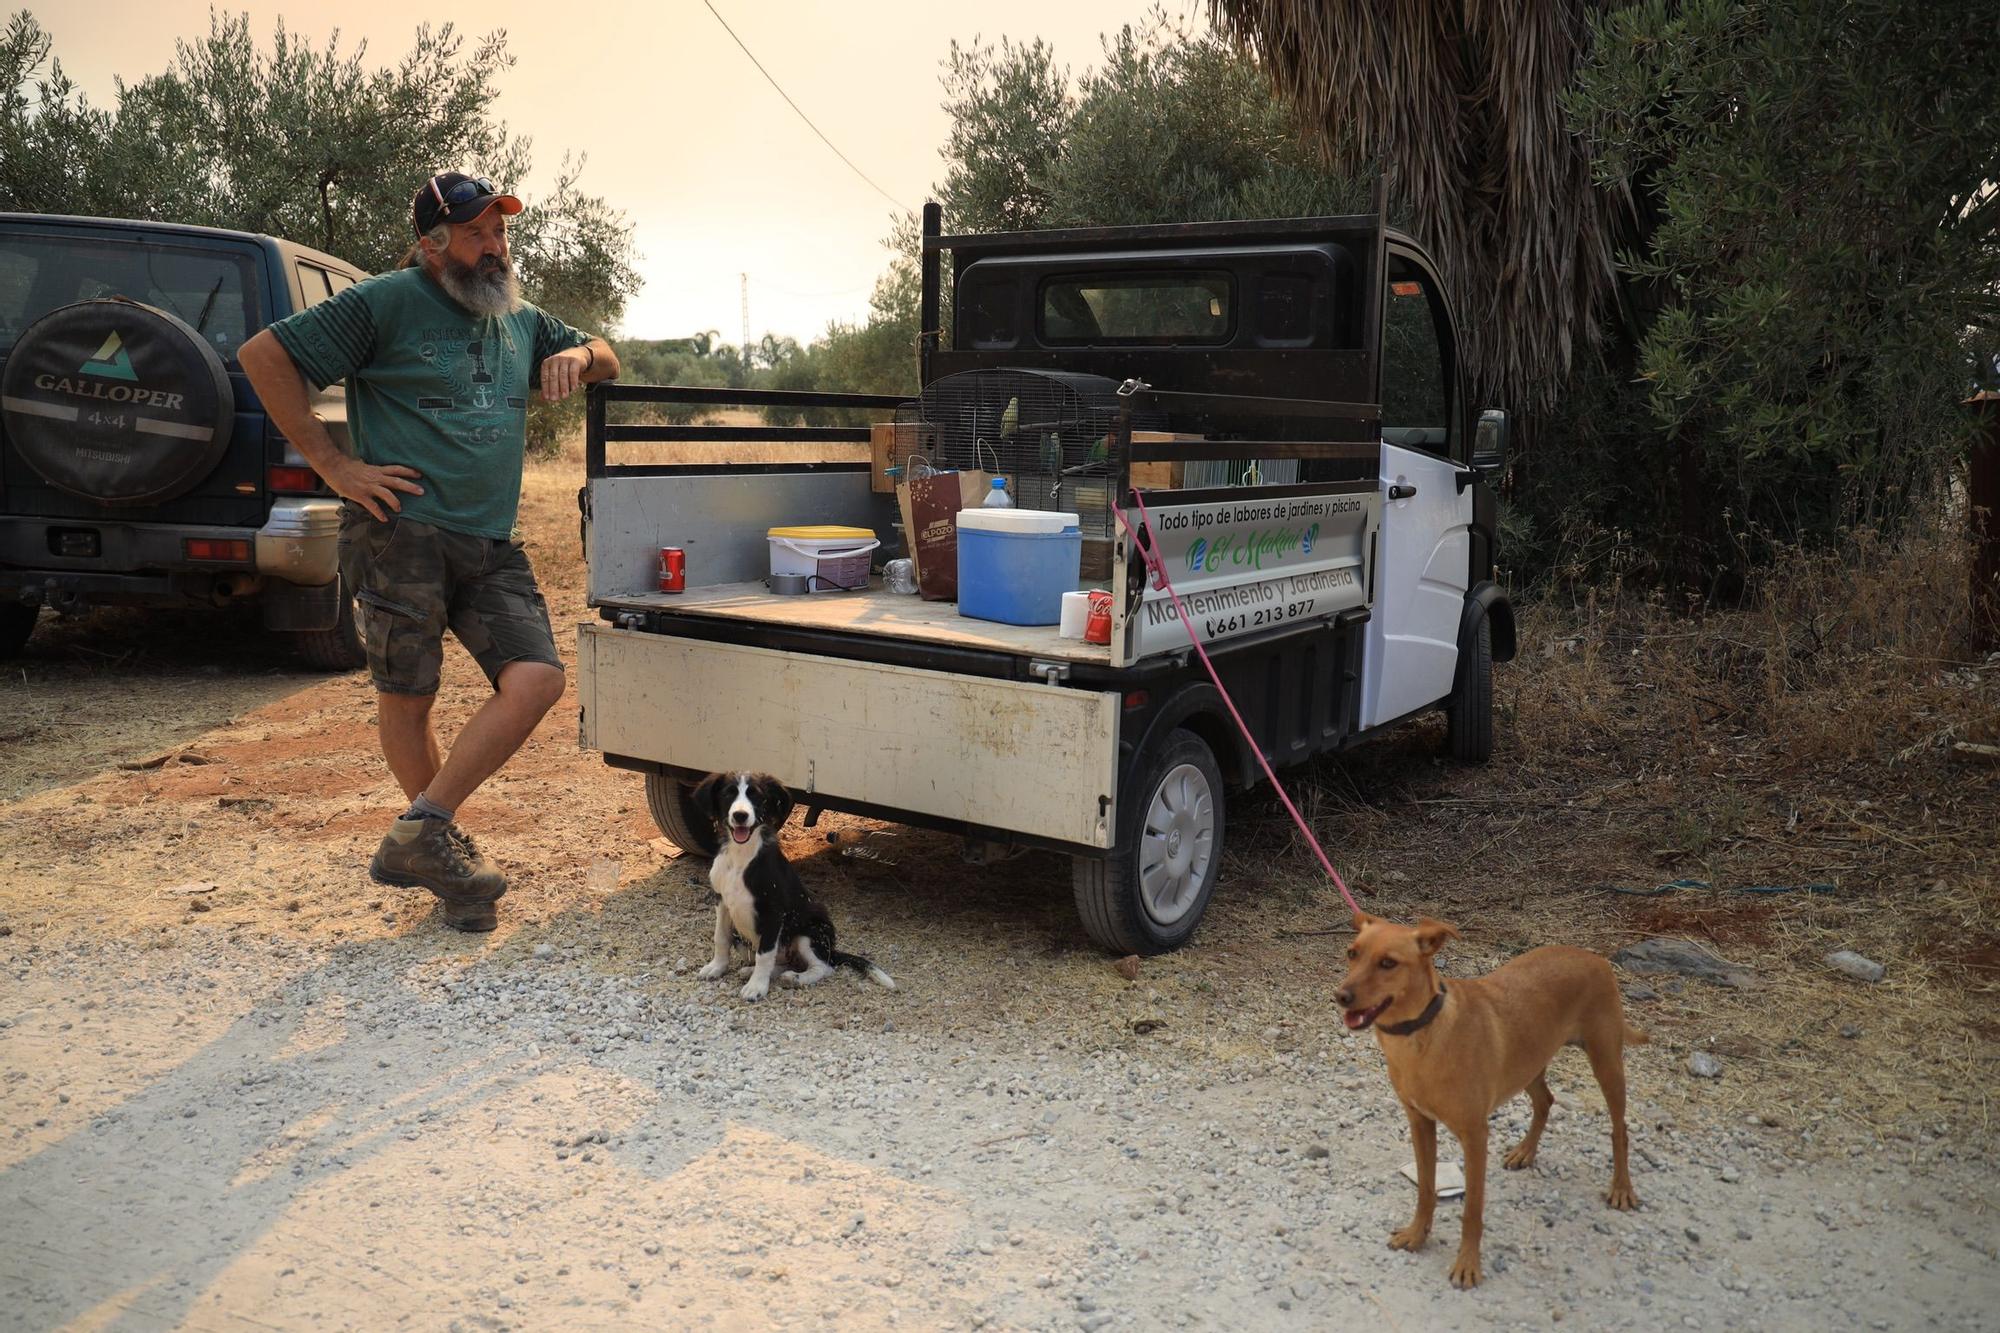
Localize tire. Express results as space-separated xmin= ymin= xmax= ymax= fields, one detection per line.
xmin=0 ymin=603 xmax=37 ymax=658
xmin=0 ymin=299 xmax=233 ymax=506
xmin=288 ymin=578 xmax=367 ymax=671
xmin=1446 ymin=610 xmax=1493 ymax=763
xmin=645 ymin=771 xmax=719 ymax=857
xmin=1073 ymin=727 xmax=1225 ymax=955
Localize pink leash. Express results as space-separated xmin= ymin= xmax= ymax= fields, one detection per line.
xmin=1113 ymin=488 xmax=1362 ymax=917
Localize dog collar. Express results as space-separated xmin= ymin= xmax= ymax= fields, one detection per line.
xmin=1379 ymin=984 xmax=1446 ymax=1037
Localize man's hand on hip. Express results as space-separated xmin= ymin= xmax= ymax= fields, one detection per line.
xmin=329 ymin=456 xmax=425 ymax=522
xmin=541 ymin=347 xmax=592 ymax=404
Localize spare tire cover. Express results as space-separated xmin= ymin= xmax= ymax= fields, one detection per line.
xmin=0 ymin=297 xmax=234 ymax=506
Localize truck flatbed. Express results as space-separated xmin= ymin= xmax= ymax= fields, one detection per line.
xmin=596 ymin=579 xmax=1115 ymax=664
xmin=578 ymin=201 xmax=1516 ymax=956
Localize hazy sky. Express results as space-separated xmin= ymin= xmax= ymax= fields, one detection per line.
xmin=44 ymin=0 xmax=1209 ymax=344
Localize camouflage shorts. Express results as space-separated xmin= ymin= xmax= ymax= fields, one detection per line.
xmin=338 ymin=504 xmax=560 ymax=696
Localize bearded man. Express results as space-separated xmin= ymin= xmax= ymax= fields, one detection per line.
xmin=239 ymin=171 xmax=619 ymax=931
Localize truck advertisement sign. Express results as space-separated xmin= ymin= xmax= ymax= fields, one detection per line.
xmin=1123 ymin=488 xmax=1376 ymax=661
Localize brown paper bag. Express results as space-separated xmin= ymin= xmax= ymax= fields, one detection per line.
xmin=898 ymin=468 xmax=998 ymax=600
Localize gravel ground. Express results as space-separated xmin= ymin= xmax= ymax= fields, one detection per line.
xmin=2 ymin=456 xmax=1994 ymax=1329
xmin=2 ymin=875 xmax=1993 ymax=1331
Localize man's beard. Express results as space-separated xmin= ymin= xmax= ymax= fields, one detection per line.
xmin=437 ymin=251 xmax=521 ymax=317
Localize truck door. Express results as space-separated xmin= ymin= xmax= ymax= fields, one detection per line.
xmin=1359 ymin=254 xmax=1471 ymax=730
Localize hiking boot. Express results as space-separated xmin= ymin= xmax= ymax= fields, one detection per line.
xmin=439 ymin=897 xmax=500 ymax=933
xmin=370 ymin=816 xmax=506 ymax=931
xmin=445 ymin=823 xmax=506 ymax=891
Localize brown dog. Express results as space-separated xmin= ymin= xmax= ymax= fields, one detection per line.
xmin=1334 ymin=911 xmax=1646 ymax=1288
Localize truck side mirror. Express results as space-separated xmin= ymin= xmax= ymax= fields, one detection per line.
xmin=1473 ymin=408 xmax=1509 ymax=474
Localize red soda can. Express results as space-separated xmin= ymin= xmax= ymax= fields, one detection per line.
xmin=1084 ymin=589 xmax=1113 ymax=644
xmin=658 ymin=546 xmax=686 ymax=593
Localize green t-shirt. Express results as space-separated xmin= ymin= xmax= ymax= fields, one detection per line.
xmin=268 ymin=267 xmax=591 ymax=538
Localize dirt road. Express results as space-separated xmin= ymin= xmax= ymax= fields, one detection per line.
xmin=1 ymin=457 xmax=1994 ymax=1330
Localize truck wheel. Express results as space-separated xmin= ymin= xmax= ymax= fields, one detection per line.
xmin=645 ymin=772 xmax=719 ymax=857
xmin=0 ymin=604 xmax=37 ymax=658
xmin=1073 ymin=727 xmax=1224 ymax=956
xmin=288 ymin=578 xmax=367 ymax=671
xmin=1445 ymin=611 xmax=1493 ymax=763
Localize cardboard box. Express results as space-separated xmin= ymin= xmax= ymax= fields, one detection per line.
xmin=1082 ymin=537 xmax=1114 ymax=582
xmin=1129 ymin=461 xmax=1184 ymax=489
xmin=1129 ymin=431 xmax=1203 ymax=490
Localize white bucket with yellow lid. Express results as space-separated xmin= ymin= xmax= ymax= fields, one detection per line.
xmin=766 ymin=525 xmax=879 ymax=593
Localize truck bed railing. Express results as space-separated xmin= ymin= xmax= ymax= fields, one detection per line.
xmin=586 ymin=383 xmax=906 ymax=478
xmin=1116 ymin=383 xmax=1379 ymax=438
xmin=1113 ymin=380 xmax=1382 ymax=480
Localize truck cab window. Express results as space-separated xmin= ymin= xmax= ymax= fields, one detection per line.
xmin=1038 ymin=273 xmax=1232 ymax=345
xmin=1256 ymin=272 xmax=1315 ymax=345
xmin=1380 ymin=259 xmax=1451 ymax=456
xmin=963 ymin=275 xmax=1017 ymax=348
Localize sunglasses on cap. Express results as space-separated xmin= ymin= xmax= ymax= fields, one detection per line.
xmin=427 ymin=174 xmax=500 ymax=209
xmin=412 ymin=172 xmax=523 ymax=237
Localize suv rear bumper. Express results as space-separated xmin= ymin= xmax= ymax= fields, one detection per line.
xmin=0 ymin=497 xmax=342 ymax=610
xmin=252 ymin=497 xmax=343 ymax=583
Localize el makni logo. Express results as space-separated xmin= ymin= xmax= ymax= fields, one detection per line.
xmin=1186 ymin=522 xmax=1320 ymax=574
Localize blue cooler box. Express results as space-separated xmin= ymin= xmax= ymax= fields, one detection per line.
xmin=956 ymin=507 xmax=1081 ymax=626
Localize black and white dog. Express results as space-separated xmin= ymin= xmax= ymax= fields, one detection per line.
xmin=690 ymin=771 xmax=896 ymax=1002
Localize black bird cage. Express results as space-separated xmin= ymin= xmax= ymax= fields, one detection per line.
xmin=892 ymin=369 xmax=1163 ymax=542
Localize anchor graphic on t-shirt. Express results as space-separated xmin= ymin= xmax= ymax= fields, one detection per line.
xmin=466 ymin=338 xmax=496 ymax=410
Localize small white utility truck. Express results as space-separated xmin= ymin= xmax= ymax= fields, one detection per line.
xmin=575 ymin=203 xmax=1515 ymax=954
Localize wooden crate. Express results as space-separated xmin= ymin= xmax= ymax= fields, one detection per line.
xmin=1128 ymin=431 xmax=1205 ymax=490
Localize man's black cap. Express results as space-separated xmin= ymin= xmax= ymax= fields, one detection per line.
xmin=412 ymin=171 xmax=524 ymax=237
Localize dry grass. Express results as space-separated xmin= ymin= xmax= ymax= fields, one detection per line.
xmin=1240 ymin=521 xmax=1999 ymax=1143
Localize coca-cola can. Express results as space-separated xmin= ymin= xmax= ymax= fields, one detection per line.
xmin=1084 ymin=588 xmax=1113 ymax=644
xmin=658 ymin=546 xmax=686 ymax=593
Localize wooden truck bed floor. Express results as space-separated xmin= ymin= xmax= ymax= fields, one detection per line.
xmin=593 ymin=579 xmax=1115 ymax=665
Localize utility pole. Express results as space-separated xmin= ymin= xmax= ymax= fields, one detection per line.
xmin=740 ymin=273 xmax=751 ymax=367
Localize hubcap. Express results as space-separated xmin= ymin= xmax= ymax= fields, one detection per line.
xmin=1138 ymin=762 xmax=1215 ymax=926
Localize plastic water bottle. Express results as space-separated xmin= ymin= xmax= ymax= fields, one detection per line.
xmin=983 ymin=477 xmax=1014 ymax=508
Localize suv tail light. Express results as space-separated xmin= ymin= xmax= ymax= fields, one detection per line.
xmin=184 ymin=538 xmax=252 ymax=563
xmin=266 ymin=465 xmax=321 ymax=493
